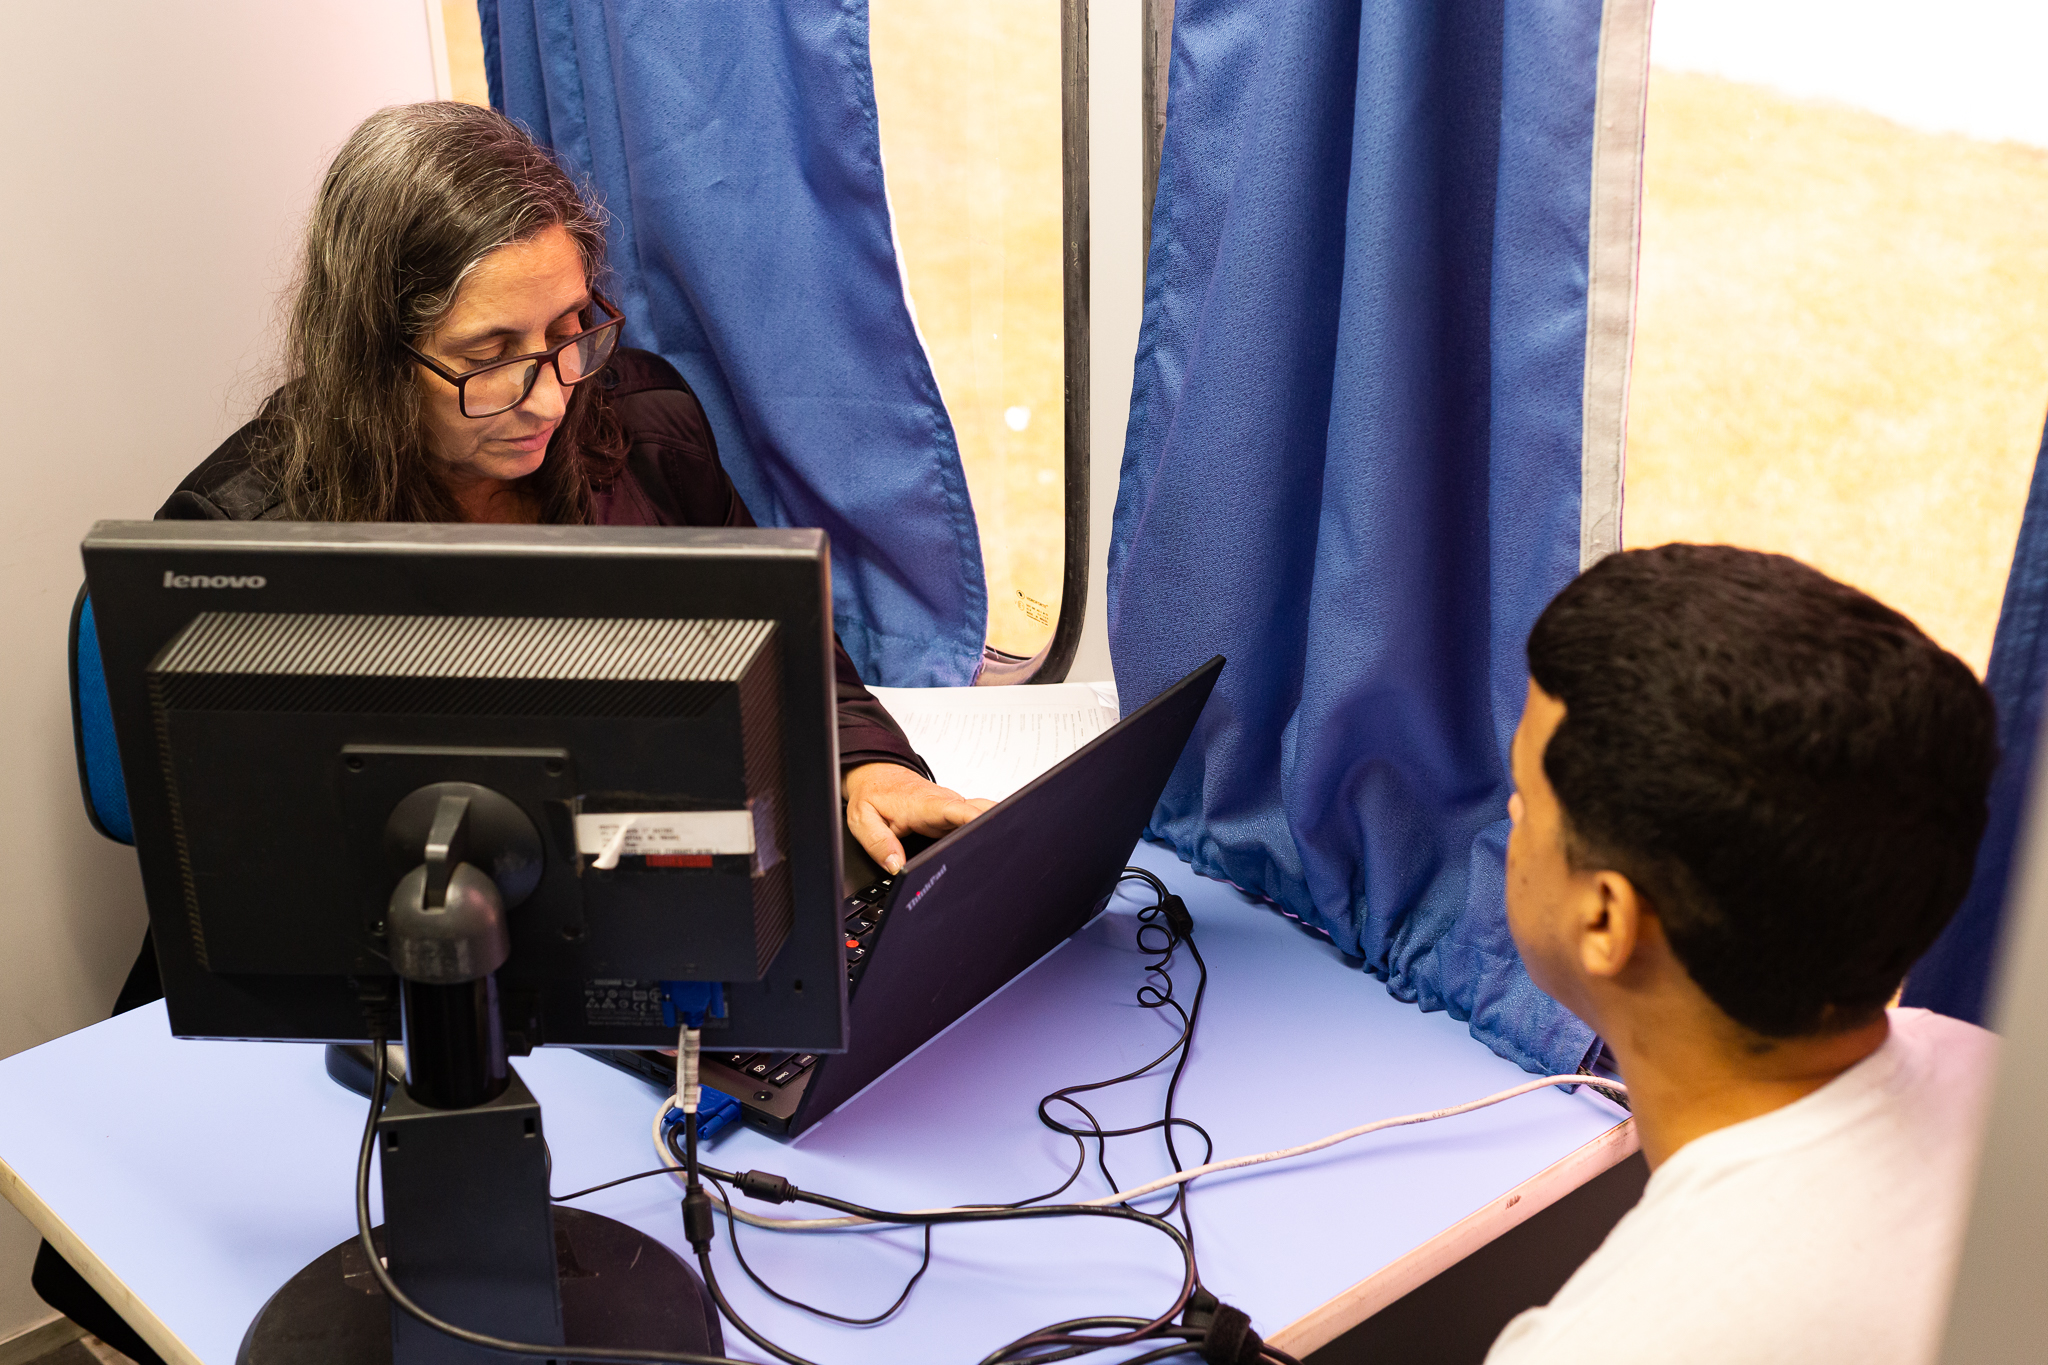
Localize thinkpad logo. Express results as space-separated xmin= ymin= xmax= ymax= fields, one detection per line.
xmin=163 ymin=571 xmax=267 ymax=589
xmin=905 ymin=864 xmax=948 ymax=912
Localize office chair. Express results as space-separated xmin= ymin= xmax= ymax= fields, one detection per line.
xmin=69 ymin=586 xmax=133 ymax=846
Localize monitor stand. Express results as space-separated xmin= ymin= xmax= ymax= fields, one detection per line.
xmin=242 ymin=993 xmax=723 ymax=1363
xmin=238 ymin=1197 xmax=720 ymax=1364
xmin=240 ymin=789 xmax=723 ymax=1363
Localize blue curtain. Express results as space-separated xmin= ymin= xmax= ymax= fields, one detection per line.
xmin=1110 ymin=0 xmax=1606 ymax=1074
xmin=1905 ymin=413 xmax=2048 ymax=1027
xmin=480 ymin=0 xmax=986 ymax=686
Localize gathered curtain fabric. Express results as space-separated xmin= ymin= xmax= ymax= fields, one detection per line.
xmin=1904 ymin=414 xmax=2048 ymax=1027
xmin=1110 ymin=0 xmax=1640 ymax=1074
xmin=480 ymin=0 xmax=987 ymax=686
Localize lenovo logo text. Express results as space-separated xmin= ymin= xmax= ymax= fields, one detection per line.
xmin=162 ymin=571 xmax=267 ymax=589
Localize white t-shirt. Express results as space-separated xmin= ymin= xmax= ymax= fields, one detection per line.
xmin=1486 ymin=1007 xmax=1998 ymax=1365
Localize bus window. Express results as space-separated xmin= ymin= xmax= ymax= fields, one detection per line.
xmin=871 ymin=0 xmax=1070 ymax=674
xmin=1625 ymin=0 xmax=2048 ymax=674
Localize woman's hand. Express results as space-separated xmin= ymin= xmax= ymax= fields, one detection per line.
xmin=843 ymin=762 xmax=994 ymax=875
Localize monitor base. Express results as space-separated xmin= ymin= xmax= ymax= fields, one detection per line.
xmin=237 ymin=1207 xmax=722 ymax=1363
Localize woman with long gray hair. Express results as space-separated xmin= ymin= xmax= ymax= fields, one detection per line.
xmin=160 ymin=101 xmax=985 ymax=858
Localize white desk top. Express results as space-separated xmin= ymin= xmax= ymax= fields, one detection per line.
xmin=0 ymin=840 xmax=1629 ymax=1363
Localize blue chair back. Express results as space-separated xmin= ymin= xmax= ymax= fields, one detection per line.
xmin=70 ymin=587 xmax=134 ymax=845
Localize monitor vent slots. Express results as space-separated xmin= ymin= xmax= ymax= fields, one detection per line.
xmin=150 ymin=614 xmax=776 ymax=717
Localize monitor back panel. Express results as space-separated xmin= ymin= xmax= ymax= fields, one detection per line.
xmin=82 ymin=521 xmax=848 ymax=1054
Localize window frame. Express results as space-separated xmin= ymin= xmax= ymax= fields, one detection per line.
xmin=983 ymin=0 xmax=1091 ymax=684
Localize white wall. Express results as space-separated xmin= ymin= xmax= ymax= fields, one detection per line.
xmin=0 ymin=1 xmax=438 ymax=1339
xmin=1939 ymin=690 xmax=2048 ymax=1359
xmin=1070 ymin=0 xmax=1144 ymax=687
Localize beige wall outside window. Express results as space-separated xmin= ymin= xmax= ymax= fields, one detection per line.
xmin=871 ymin=0 xmax=1067 ymax=665
xmin=440 ymin=0 xmax=489 ymax=106
xmin=1625 ymin=0 xmax=2048 ymax=675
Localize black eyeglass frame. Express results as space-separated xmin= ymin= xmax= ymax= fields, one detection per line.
xmin=402 ymin=293 xmax=626 ymax=418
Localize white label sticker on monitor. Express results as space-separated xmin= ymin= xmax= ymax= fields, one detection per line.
xmin=576 ymin=811 xmax=756 ymax=870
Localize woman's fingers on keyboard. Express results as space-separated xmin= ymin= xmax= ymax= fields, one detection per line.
xmin=844 ymin=764 xmax=993 ymax=864
xmin=845 ymin=796 xmax=908 ymax=874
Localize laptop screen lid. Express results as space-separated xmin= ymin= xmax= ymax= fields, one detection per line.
xmin=786 ymin=656 xmax=1224 ymax=1135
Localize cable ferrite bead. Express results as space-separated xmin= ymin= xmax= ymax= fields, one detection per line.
xmin=733 ymin=1169 xmax=798 ymax=1204
xmin=681 ymin=1187 xmax=717 ymax=1252
xmin=1161 ymin=894 xmax=1195 ymax=940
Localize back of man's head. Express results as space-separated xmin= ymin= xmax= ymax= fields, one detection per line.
xmin=1526 ymin=544 xmax=1995 ymax=1039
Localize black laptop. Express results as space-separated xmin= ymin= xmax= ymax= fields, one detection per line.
xmin=589 ymin=655 xmax=1223 ymax=1136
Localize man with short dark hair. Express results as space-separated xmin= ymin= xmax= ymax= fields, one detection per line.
xmin=1486 ymin=544 xmax=2000 ymax=1364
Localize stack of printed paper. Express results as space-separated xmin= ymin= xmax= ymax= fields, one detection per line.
xmin=867 ymin=682 xmax=1120 ymax=803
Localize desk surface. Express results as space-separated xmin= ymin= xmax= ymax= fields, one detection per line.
xmin=0 ymin=840 xmax=1629 ymax=1364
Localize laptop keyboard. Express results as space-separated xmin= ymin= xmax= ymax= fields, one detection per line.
xmin=841 ymin=872 xmax=894 ymax=983
xmin=716 ymin=1049 xmax=820 ymax=1089
xmin=710 ymin=872 xmax=896 ymax=1093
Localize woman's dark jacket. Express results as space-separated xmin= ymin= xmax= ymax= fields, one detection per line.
xmin=156 ymin=348 xmax=929 ymax=780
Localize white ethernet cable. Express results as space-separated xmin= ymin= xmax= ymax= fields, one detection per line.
xmin=651 ymin=1073 xmax=1629 ymax=1233
xmin=1077 ymin=1074 xmax=1629 ymax=1207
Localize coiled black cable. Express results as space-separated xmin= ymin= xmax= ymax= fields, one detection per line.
xmin=1024 ymin=871 xmax=1213 ymax=1256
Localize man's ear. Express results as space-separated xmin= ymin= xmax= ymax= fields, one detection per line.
xmin=1579 ymin=871 xmax=1648 ymax=980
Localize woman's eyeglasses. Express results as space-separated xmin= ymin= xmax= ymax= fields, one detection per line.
xmin=404 ymin=294 xmax=625 ymax=418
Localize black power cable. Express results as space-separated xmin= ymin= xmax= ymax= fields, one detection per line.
xmin=710 ymin=1170 xmax=934 ymax=1326
xmin=661 ymin=1121 xmax=940 ymax=1329
xmin=1024 ymin=871 xmax=1213 ymax=1257
xmin=552 ymin=1161 xmax=691 ymax=1203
